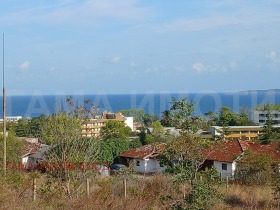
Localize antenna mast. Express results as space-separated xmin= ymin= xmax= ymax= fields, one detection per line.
xmin=3 ymin=33 xmax=6 ymax=171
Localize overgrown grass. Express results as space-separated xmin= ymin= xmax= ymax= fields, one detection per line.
xmin=0 ymin=171 xmax=279 ymax=210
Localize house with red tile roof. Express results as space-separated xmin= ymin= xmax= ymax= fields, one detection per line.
xmin=22 ymin=143 xmax=50 ymax=170
xmin=119 ymin=143 xmax=166 ymax=173
xmin=201 ymin=140 xmax=280 ymax=178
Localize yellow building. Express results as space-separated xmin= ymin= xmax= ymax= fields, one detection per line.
xmin=206 ymin=125 xmax=280 ymax=141
xmin=81 ymin=111 xmax=132 ymax=138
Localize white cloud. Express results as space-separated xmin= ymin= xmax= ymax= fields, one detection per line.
xmin=145 ymin=65 xmax=170 ymax=77
xmin=110 ymin=56 xmax=121 ymax=63
xmin=0 ymin=0 xmax=150 ymax=26
xmin=192 ymin=63 xmax=205 ymax=73
xmin=267 ymin=51 xmax=280 ymax=71
xmin=192 ymin=62 xmax=236 ymax=74
xmin=19 ymin=61 xmax=30 ymax=72
xmin=157 ymin=17 xmax=241 ymax=32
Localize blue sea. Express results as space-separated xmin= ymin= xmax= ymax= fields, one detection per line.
xmin=1 ymin=91 xmax=280 ymax=118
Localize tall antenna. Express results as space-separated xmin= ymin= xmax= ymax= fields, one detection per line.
xmin=2 ymin=33 xmax=6 ymax=172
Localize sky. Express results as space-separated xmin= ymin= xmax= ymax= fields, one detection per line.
xmin=1 ymin=0 xmax=280 ymax=95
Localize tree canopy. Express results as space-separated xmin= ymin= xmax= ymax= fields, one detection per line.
xmin=100 ymin=120 xmax=131 ymax=140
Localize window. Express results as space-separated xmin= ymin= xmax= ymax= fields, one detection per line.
xmin=222 ymin=163 xmax=227 ymax=171
xmin=136 ymin=161 xmax=140 ymax=166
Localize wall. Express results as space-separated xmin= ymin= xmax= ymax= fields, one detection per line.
xmin=133 ymin=159 xmax=146 ymax=173
xmin=213 ymin=161 xmax=235 ymax=178
xmin=145 ymin=158 xmax=166 ymax=173
xmin=125 ymin=117 xmax=134 ymax=131
xmin=133 ymin=158 xmax=166 ymax=173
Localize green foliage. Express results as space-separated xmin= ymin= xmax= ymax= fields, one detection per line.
xmin=256 ymin=103 xmax=280 ymax=111
xmin=204 ymin=111 xmax=218 ymax=126
xmin=260 ymin=107 xmax=278 ymax=144
xmin=138 ymin=128 xmax=147 ymax=145
xmin=217 ymin=106 xmax=255 ymax=126
xmin=143 ymin=114 xmax=159 ymax=127
xmin=100 ymin=120 xmax=132 ymax=140
xmin=151 ymin=121 xmax=165 ymax=138
xmin=129 ymin=138 xmax=142 ymax=149
xmin=98 ymin=138 xmax=130 ymax=164
xmin=13 ymin=115 xmax=47 ymax=138
xmin=37 ymin=97 xmax=101 ymax=197
xmin=118 ymin=109 xmax=145 ymax=122
xmin=186 ymin=176 xmax=222 ymax=210
xmin=145 ymin=134 xmax=156 ymax=145
xmin=40 ymin=114 xmax=82 ymax=145
xmin=161 ymin=110 xmax=173 ymax=127
xmin=235 ymin=150 xmax=277 ymax=185
xmin=169 ymin=97 xmax=195 ymax=131
xmin=0 ymin=133 xmax=24 ymax=162
xmin=163 ymin=135 xmax=223 ymax=210
xmin=162 ymin=134 xmax=210 ymax=182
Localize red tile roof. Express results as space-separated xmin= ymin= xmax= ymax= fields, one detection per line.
xmin=204 ymin=140 xmax=243 ymax=163
xmin=245 ymin=141 xmax=280 ymax=160
xmin=205 ymin=140 xmax=280 ymax=163
xmin=120 ymin=144 xmax=165 ymax=159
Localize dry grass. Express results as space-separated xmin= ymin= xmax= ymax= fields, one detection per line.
xmin=0 ymin=172 xmax=279 ymax=210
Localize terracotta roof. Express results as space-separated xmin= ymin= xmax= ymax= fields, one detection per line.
xmin=204 ymin=140 xmax=243 ymax=163
xmin=120 ymin=144 xmax=165 ymax=159
xmin=204 ymin=140 xmax=280 ymax=163
xmin=245 ymin=141 xmax=280 ymax=160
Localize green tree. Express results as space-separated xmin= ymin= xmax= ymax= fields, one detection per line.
xmin=143 ymin=114 xmax=159 ymax=127
xmin=16 ymin=117 xmax=43 ymax=138
xmin=97 ymin=138 xmax=130 ymax=164
xmin=238 ymin=108 xmax=255 ymax=126
xmin=0 ymin=132 xmax=24 ymax=163
xmin=235 ymin=150 xmax=277 ymax=185
xmin=217 ymin=106 xmax=255 ymax=127
xmin=162 ymin=134 xmax=221 ymax=209
xmin=204 ymin=111 xmax=218 ymax=126
xmin=100 ymin=120 xmax=132 ymax=140
xmin=169 ymin=97 xmax=195 ymax=132
xmin=260 ymin=106 xmax=278 ymax=144
xmin=118 ymin=109 xmax=145 ymax=122
xmin=151 ymin=121 xmax=165 ymax=139
xmin=160 ymin=110 xmax=173 ymax=127
xmin=129 ymin=138 xmax=142 ymax=148
xmin=217 ymin=106 xmax=238 ymax=126
xmin=39 ymin=98 xmax=100 ymax=197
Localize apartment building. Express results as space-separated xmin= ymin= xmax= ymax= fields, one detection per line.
xmin=81 ymin=111 xmax=133 ymax=138
xmin=249 ymin=110 xmax=280 ymax=125
xmin=209 ymin=126 xmax=265 ymax=141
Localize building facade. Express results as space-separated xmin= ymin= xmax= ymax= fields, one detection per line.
xmin=81 ymin=111 xmax=133 ymax=138
xmin=249 ymin=110 xmax=280 ymax=125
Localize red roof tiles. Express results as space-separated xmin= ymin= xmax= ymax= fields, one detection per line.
xmin=205 ymin=140 xmax=280 ymax=163
xmin=120 ymin=144 xmax=165 ymax=159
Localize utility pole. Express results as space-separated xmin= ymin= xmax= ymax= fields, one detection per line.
xmin=2 ymin=33 xmax=6 ymax=172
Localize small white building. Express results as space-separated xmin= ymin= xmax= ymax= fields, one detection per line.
xmin=201 ymin=139 xmax=280 ymax=178
xmin=124 ymin=116 xmax=134 ymax=131
xmin=22 ymin=144 xmax=50 ymax=170
xmin=0 ymin=116 xmax=22 ymax=123
xmin=119 ymin=144 xmax=166 ymax=174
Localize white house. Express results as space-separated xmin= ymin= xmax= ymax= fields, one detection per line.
xmin=201 ymin=139 xmax=280 ymax=178
xmin=22 ymin=144 xmax=50 ymax=170
xmin=119 ymin=144 xmax=166 ymax=173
